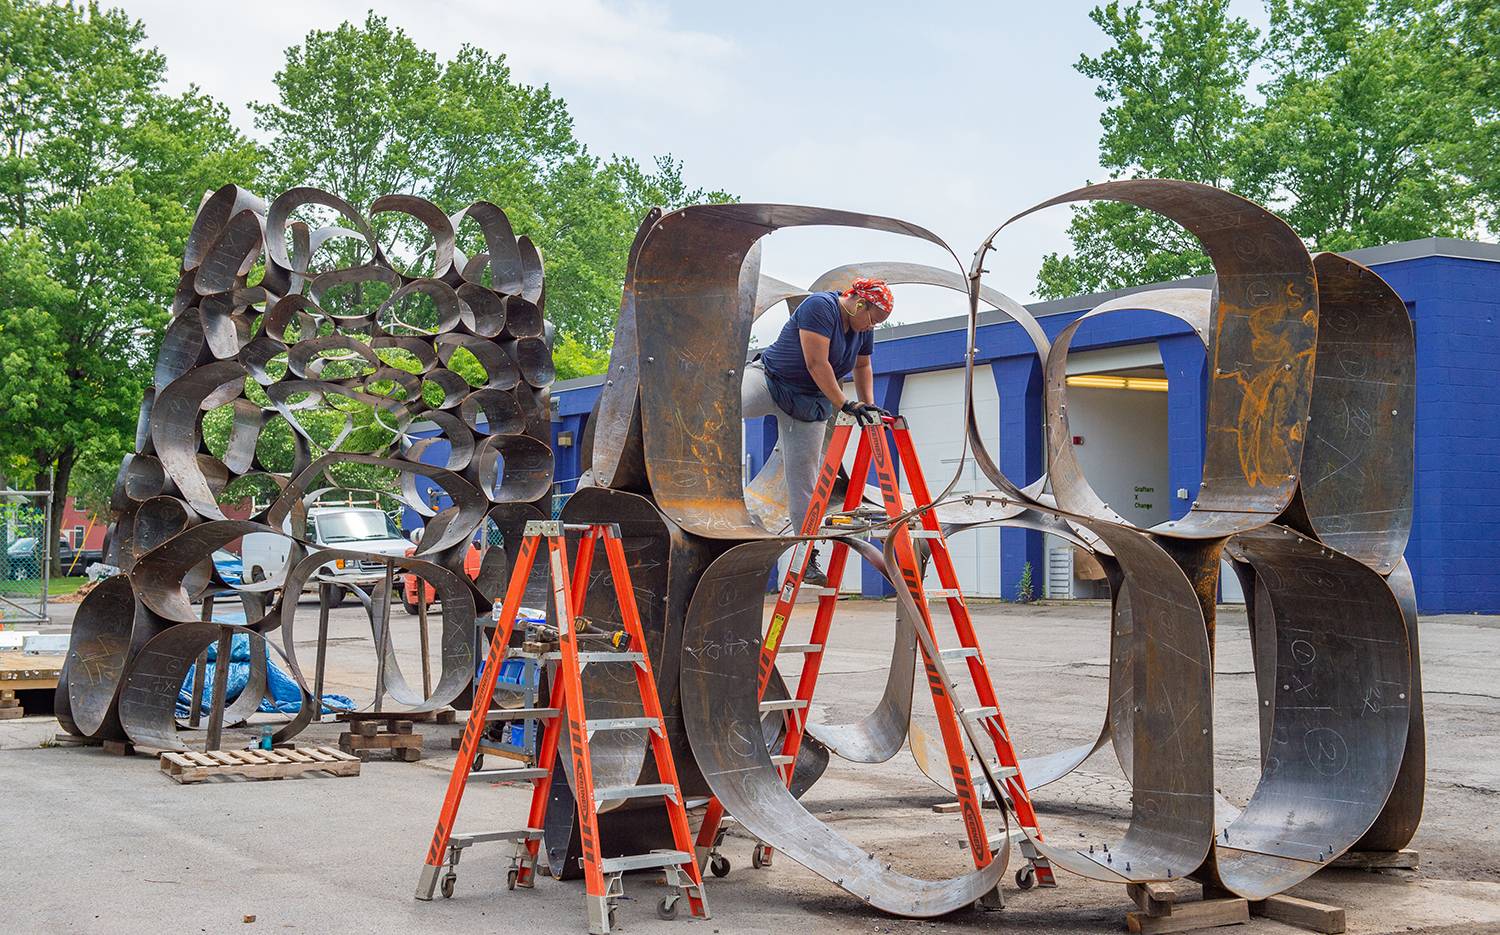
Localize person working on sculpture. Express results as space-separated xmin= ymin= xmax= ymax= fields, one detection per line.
xmin=742 ymin=278 xmax=893 ymax=584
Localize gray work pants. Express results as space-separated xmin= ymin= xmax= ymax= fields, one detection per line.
xmin=742 ymin=361 xmax=828 ymax=533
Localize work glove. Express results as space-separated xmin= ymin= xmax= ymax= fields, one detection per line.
xmin=840 ymin=400 xmax=888 ymax=422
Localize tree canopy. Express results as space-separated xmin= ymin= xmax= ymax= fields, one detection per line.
xmin=1038 ymin=0 xmax=1497 ymax=299
xmin=251 ymin=13 xmax=733 ymax=363
xmin=0 ymin=0 xmax=261 ymax=554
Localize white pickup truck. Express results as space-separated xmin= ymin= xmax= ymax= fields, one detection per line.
xmin=241 ymin=506 xmax=414 ymax=605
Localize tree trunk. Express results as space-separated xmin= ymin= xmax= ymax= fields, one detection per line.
xmin=47 ymin=447 xmax=75 ymax=578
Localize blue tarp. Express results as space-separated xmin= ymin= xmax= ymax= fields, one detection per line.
xmin=176 ymin=627 xmax=354 ymax=718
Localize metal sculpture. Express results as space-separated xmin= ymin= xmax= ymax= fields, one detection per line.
xmin=579 ymin=181 xmax=1421 ymax=913
xmin=56 ymin=173 xmax=1422 ymax=920
xmin=57 ymin=184 xmax=555 ymax=750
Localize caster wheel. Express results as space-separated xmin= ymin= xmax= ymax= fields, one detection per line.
xmin=472 ymin=752 xmax=484 ymax=771
xmin=440 ymin=873 xmax=456 ymax=898
xmin=709 ymin=854 xmax=731 ymax=878
xmin=1015 ymin=865 xmax=1036 ymax=890
xmin=506 ymin=868 xmax=518 ymax=891
xmin=608 ymin=906 xmax=619 ymax=929
xmin=656 ymin=895 xmax=680 ymax=920
xmin=751 ymin=847 xmax=763 ymax=870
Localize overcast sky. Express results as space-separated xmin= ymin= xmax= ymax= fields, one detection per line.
xmin=119 ymin=0 xmax=1269 ymax=336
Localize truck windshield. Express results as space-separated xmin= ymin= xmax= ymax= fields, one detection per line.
xmin=317 ymin=511 xmax=402 ymax=543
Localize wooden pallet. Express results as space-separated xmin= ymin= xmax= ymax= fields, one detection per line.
xmin=160 ymin=746 xmax=361 ymax=784
xmin=0 ymin=650 xmax=62 ymax=717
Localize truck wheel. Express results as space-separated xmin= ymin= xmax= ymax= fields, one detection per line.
xmin=403 ymin=595 xmax=420 ymax=615
xmin=328 ymin=586 xmax=347 ymax=608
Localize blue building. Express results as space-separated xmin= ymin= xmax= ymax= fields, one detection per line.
xmin=541 ymin=237 xmax=1498 ymax=615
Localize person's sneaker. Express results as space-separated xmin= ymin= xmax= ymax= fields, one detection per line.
xmin=802 ymin=552 xmax=828 ymax=587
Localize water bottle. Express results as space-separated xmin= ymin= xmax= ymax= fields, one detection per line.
xmin=259 ymin=725 xmax=274 ymax=751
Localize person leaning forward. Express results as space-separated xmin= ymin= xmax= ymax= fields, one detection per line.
xmin=742 ymin=278 xmax=894 ymax=584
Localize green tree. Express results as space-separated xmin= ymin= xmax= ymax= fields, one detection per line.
xmin=253 ymin=13 xmax=733 ymax=352
xmin=1040 ymin=0 xmax=1491 ymax=299
xmin=1037 ymin=0 xmax=1259 ymax=298
xmin=0 ymin=0 xmax=261 ymax=569
xmin=1449 ymin=0 xmax=1500 ymax=229
xmin=1239 ymin=0 xmax=1478 ymax=249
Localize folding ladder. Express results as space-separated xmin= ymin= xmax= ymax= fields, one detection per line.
xmin=696 ymin=411 xmax=1056 ymax=893
xmin=417 ymin=520 xmax=710 ymax=934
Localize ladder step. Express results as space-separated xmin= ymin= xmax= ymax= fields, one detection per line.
xmin=541 ymin=650 xmax=645 ymax=665
xmin=776 ymin=643 xmax=822 ymax=654
xmin=801 ymin=587 xmax=839 ymax=597
xmin=769 ymin=755 xmax=794 ymax=766
xmin=961 ymin=706 xmax=999 ymax=721
xmin=468 ymin=767 xmax=549 ymax=783
xmin=598 ymin=849 xmax=693 ymax=874
xmin=758 ymin=699 xmax=809 ymax=712
xmin=586 ymin=716 xmax=660 ymax=733
xmin=925 ymin=588 xmax=963 ymax=599
xmin=594 ymin=782 xmax=678 ymax=804
xmin=450 ymin=828 xmax=543 ymax=848
xmin=483 ymin=707 xmax=559 ymax=722
xmin=939 ymin=647 xmax=980 ymax=662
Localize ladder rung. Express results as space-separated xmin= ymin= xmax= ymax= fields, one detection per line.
xmin=986 ymin=764 xmax=1020 ymax=780
xmin=775 ymin=643 xmax=822 ymax=654
xmin=468 ymin=767 xmax=549 ymax=783
xmin=925 ymin=588 xmax=963 ymax=599
xmin=450 ymin=828 xmax=543 ymax=848
xmin=938 ymin=647 xmax=979 ymax=662
xmin=484 ymin=707 xmax=559 ymax=722
xmin=541 ymin=650 xmax=645 ymax=665
xmin=586 ymin=716 xmax=660 ymax=733
xmin=961 ymin=706 xmax=999 ymax=721
xmin=758 ymin=699 xmax=809 ymax=712
xmin=594 ymin=782 xmax=677 ymax=804
xmin=801 ymin=587 xmax=839 ymax=597
xmin=769 ymin=755 xmax=794 ymax=766
xmin=598 ymin=849 xmax=693 ymax=874
xmin=871 ymin=527 xmax=944 ymax=540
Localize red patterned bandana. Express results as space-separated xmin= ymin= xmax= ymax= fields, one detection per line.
xmin=845 ymin=278 xmax=894 ymax=314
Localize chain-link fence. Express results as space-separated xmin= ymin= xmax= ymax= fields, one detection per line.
xmin=1 ymin=488 xmax=53 ymax=626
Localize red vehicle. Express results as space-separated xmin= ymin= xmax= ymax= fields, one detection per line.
xmin=402 ymin=542 xmax=483 ymax=614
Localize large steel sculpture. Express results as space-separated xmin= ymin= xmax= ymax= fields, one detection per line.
xmin=57 ymin=185 xmax=555 ymax=750
xmin=58 ymin=175 xmax=1421 ymax=920
xmin=579 ymin=181 xmax=1422 ymax=913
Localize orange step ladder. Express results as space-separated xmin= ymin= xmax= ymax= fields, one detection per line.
xmin=417 ymin=520 xmax=710 ymax=934
xmin=696 ymin=410 xmax=1056 ymax=894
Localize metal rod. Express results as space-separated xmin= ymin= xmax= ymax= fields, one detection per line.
xmin=188 ymin=597 xmax=213 ymax=728
xmin=203 ymin=595 xmax=231 ymax=751
xmin=374 ymin=558 xmax=394 ymax=713
xmin=417 ymin=575 xmax=432 ymax=698
xmin=312 ymin=582 xmax=332 ymax=722
xmin=40 ymin=466 xmax=52 ymax=625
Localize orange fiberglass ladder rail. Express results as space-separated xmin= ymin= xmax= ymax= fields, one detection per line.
xmin=695 ymin=410 xmax=1056 ymax=894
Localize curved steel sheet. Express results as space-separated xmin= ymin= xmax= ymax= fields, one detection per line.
xmin=682 ymin=537 xmax=1007 ymax=916
xmin=1288 ymin=253 xmax=1415 ymax=571
xmin=1210 ymin=525 xmax=1409 ymax=898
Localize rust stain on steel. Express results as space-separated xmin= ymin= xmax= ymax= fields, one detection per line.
xmin=58 ymin=184 xmax=554 ymax=752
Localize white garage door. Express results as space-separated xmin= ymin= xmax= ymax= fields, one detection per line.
xmin=890 ymin=367 xmax=1002 ymax=597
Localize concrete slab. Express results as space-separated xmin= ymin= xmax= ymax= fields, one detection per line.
xmin=3 ymin=598 xmax=1498 ymax=934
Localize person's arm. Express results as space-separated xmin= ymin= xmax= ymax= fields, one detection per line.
xmin=854 ymin=354 xmax=875 ymax=404
xmin=798 ymin=329 xmax=849 ymax=409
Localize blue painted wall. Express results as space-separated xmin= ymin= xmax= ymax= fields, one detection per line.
xmin=438 ymin=246 xmax=1498 ymax=615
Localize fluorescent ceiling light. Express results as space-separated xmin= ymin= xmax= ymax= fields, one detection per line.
xmin=1065 ymin=375 xmax=1169 ymax=392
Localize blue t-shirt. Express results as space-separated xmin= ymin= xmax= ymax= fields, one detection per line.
xmin=760 ymin=291 xmax=873 ymax=393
